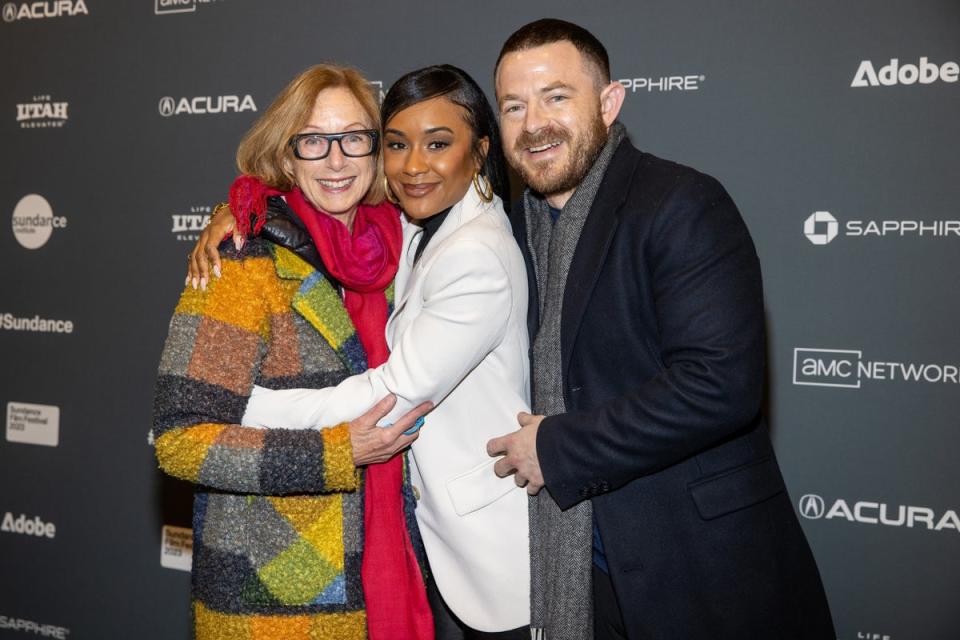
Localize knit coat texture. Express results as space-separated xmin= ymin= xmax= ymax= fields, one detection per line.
xmin=152 ymin=237 xmax=421 ymax=640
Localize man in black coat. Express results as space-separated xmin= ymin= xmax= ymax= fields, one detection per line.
xmin=486 ymin=19 xmax=835 ymax=640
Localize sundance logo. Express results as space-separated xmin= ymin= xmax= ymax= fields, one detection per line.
xmin=798 ymin=494 xmax=959 ymax=533
xmin=803 ymin=210 xmax=960 ymax=245
xmin=0 ymin=616 xmax=69 ymax=639
xmin=1 ymin=313 xmax=74 ymax=334
xmin=6 ymin=401 xmax=59 ymax=447
xmin=161 ymin=525 xmax=193 ymax=571
xmin=619 ymin=74 xmax=705 ymax=93
xmin=158 ymin=94 xmax=256 ymax=117
xmin=11 ymin=194 xmax=67 ymax=249
xmin=852 ymin=57 xmax=959 ymax=87
xmin=171 ymin=205 xmax=211 ymax=241
xmin=793 ymin=348 xmax=959 ymax=388
xmin=2 ymin=0 xmax=88 ymax=22
xmin=1 ymin=511 xmax=56 ymax=538
xmin=16 ymin=95 xmax=68 ymax=129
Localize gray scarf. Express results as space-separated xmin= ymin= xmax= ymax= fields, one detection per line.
xmin=525 ymin=122 xmax=626 ymax=640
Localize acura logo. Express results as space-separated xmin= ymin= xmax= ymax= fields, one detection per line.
xmin=158 ymin=96 xmax=175 ymax=117
xmin=799 ymin=494 xmax=826 ymax=519
xmin=2 ymin=3 xmax=16 ymax=22
xmin=804 ymin=211 xmax=838 ymax=245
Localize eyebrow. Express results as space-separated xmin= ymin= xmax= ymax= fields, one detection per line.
xmin=301 ymin=122 xmax=369 ymax=132
xmin=499 ymin=82 xmax=577 ymax=104
xmin=384 ymin=126 xmax=454 ymax=137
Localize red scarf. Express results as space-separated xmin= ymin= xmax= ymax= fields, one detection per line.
xmin=230 ymin=176 xmax=434 ymax=640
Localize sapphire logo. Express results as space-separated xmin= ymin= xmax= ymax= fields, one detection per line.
xmin=803 ymin=211 xmax=838 ymax=245
xmin=0 ymin=616 xmax=69 ymax=638
xmin=798 ymin=494 xmax=825 ymax=519
xmin=618 ymin=74 xmax=705 ymax=93
xmin=804 ymin=210 xmax=960 ymax=245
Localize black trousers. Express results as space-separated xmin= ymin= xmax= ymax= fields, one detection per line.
xmin=427 ymin=572 xmax=530 ymax=640
xmin=593 ymin=564 xmax=628 ymax=640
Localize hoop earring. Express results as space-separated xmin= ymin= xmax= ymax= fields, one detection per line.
xmin=473 ymin=171 xmax=494 ymax=203
xmin=383 ymin=176 xmax=399 ymax=205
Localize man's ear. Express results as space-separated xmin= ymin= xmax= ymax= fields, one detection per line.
xmin=599 ymin=80 xmax=626 ymax=127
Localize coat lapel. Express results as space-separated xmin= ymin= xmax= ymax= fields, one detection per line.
xmin=560 ymin=142 xmax=642 ymax=380
xmin=387 ymin=186 xmax=490 ymax=340
xmin=271 ymin=245 xmax=370 ymax=375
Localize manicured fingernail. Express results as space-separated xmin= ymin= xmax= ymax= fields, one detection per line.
xmin=213 ymin=264 xmax=221 ymax=278
xmin=185 ymin=276 xmax=190 ymax=287
xmin=191 ymin=277 xmax=198 ymax=290
xmin=200 ymin=277 xmax=207 ymax=291
xmin=234 ymin=236 xmax=243 ymax=251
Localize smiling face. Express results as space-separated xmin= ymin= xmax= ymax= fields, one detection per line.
xmin=496 ymin=40 xmax=625 ymax=208
xmin=383 ymin=96 xmax=488 ymax=221
xmin=283 ymin=86 xmax=377 ymax=227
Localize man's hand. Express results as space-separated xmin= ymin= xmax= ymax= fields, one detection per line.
xmin=486 ymin=412 xmax=545 ymax=495
xmin=187 ymin=204 xmax=243 ymax=290
xmin=349 ymin=395 xmax=432 ymax=466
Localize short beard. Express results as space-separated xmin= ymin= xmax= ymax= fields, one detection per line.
xmin=509 ymin=113 xmax=608 ymax=198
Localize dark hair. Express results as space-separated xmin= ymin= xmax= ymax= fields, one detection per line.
xmin=381 ymin=64 xmax=509 ymax=204
xmin=495 ymin=18 xmax=610 ymax=85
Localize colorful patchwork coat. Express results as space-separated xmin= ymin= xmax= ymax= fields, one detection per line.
xmin=152 ymin=224 xmax=416 ymax=639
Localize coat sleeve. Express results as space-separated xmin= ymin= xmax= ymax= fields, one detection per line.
xmin=240 ymin=239 xmax=513 ymax=429
xmin=537 ymin=174 xmax=767 ymax=509
xmin=151 ymin=254 xmax=357 ymax=495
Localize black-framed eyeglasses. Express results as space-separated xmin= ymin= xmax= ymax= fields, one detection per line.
xmin=288 ymin=129 xmax=380 ymax=160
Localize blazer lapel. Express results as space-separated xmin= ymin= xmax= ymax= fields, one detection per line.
xmin=560 ymin=142 xmax=642 ymax=381
xmin=272 ymin=245 xmax=369 ymax=375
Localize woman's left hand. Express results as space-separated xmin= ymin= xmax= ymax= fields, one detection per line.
xmin=349 ymin=395 xmax=432 ymax=466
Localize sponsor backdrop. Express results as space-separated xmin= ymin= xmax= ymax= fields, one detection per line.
xmin=0 ymin=0 xmax=957 ymax=638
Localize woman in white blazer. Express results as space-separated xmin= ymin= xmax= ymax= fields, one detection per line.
xmin=239 ymin=66 xmax=531 ymax=638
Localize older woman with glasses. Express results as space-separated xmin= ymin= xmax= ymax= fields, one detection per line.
xmin=152 ymin=64 xmax=434 ymax=640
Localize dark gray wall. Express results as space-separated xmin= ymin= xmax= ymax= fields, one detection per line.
xmin=1 ymin=1 xmax=957 ymax=638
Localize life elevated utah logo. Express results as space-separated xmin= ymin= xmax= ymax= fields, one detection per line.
xmin=852 ymin=57 xmax=959 ymax=87
xmin=158 ymin=94 xmax=256 ymax=117
xmin=171 ymin=205 xmax=211 ymax=242
xmin=16 ymin=95 xmax=68 ymax=129
xmin=2 ymin=0 xmax=88 ymax=22
xmin=793 ymin=348 xmax=960 ymax=389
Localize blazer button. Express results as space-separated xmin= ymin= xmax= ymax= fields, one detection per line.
xmin=412 ymin=485 xmax=421 ymax=501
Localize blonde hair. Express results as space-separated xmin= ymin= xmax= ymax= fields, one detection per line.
xmin=236 ymin=64 xmax=385 ymax=203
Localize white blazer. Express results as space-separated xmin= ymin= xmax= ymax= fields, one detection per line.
xmin=242 ymin=185 xmax=531 ymax=631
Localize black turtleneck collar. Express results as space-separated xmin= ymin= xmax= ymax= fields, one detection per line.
xmin=413 ymin=206 xmax=453 ymax=263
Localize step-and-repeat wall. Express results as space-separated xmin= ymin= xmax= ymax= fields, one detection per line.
xmin=1 ymin=1 xmax=957 ymax=638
